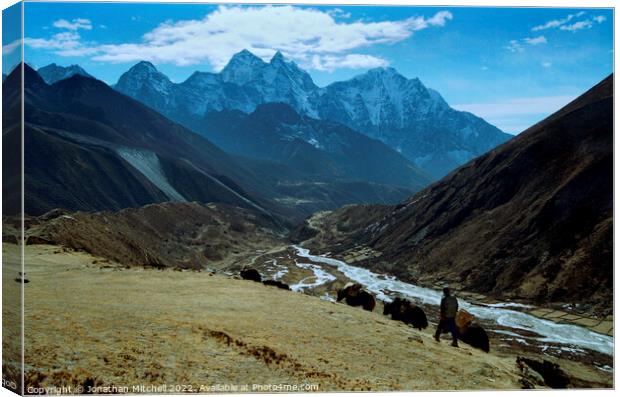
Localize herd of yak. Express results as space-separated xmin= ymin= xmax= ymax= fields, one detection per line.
xmin=240 ymin=267 xmax=490 ymax=353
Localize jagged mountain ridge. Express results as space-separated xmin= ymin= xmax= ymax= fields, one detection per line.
xmin=317 ymin=68 xmax=511 ymax=177
xmin=298 ymin=74 xmax=613 ymax=312
xmin=114 ymin=51 xmax=320 ymax=122
xmin=113 ymin=50 xmax=512 ymax=179
xmin=37 ymin=63 xmax=94 ymax=84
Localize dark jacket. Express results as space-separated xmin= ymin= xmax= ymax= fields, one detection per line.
xmin=440 ymin=295 xmax=458 ymax=318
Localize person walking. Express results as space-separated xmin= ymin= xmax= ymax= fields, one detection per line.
xmin=434 ymin=287 xmax=459 ymax=347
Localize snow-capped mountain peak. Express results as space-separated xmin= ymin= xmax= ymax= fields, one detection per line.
xmin=366 ymin=66 xmax=399 ymax=76
xmin=115 ymin=61 xmax=173 ymax=102
xmin=230 ymin=49 xmax=265 ymax=64
xmin=270 ymin=50 xmax=285 ymax=63
xmin=221 ymin=49 xmax=267 ymax=84
xmin=37 ymin=63 xmax=94 ymax=84
xmin=114 ymin=49 xmax=511 ymax=179
xmin=118 ymin=61 xmax=170 ymax=84
xmin=133 ymin=60 xmax=159 ymax=73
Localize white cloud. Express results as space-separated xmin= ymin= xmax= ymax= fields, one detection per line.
xmin=453 ymin=95 xmax=577 ymax=133
xmin=424 ymin=10 xmax=453 ymax=28
xmin=25 ymin=31 xmax=82 ymax=51
xmin=2 ymin=39 xmax=21 ymax=55
xmin=532 ymin=20 xmax=563 ymax=31
xmin=53 ymin=18 xmax=92 ymax=31
xmin=310 ymin=53 xmax=389 ymax=72
xmin=524 ymin=35 xmax=547 ymax=45
xmin=25 ymin=17 xmax=92 ymax=52
xmin=532 ymin=12 xmax=605 ymax=33
xmin=26 ymin=5 xmax=453 ymax=71
xmin=593 ymin=15 xmax=607 ymax=24
xmin=505 ymin=35 xmax=547 ymax=53
xmin=327 ymin=8 xmax=351 ymax=19
xmin=560 ymin=20 xmax=593 ymax=32
xmin=541 ymin=61 xmax=552 ymax=68
xmin=505 ymin=40 xmax=524 ymax=53
xmin=532 ymin=11 xmax=584 ymax=31
xmin=454 ymin=95 xmax=576 ymax=117
xmin=52 ymin=32 xmax=81 ymax=41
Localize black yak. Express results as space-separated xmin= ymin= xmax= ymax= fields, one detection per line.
xmin=240 ymin=268 xmax=262 ymax=282
xmin=263 ymin=279 xmax=291 ymax=290
xmin=454 ymin=309 xmax=490 ymax=352
xmin=458 ymin=324 xmax=490 ymax=352
xmin=337 ymin=283 xmax=376 ymax=311
xmin=383 ymin=297 xmax=428 ymax=330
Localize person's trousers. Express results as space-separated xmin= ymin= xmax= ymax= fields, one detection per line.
xmin=435 ymin=317 xmax=459 ymax=341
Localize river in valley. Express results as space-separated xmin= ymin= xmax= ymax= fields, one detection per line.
xmin=291 ymin=246 xmax=613 ymax=358
xmin=250 ymin=244 xmax=613 ymax=371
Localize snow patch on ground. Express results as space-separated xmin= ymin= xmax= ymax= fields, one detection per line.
xmin=307 ymin=138 xmax=321 ymax=148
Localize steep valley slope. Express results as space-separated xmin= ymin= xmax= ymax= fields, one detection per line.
xmin=294 ymin=75 xmax=613 ymax=315
xmin=3 ymin=65 xmax=282 ymax=219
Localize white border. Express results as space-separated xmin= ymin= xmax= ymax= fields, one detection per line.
xmin=0 ymin=1 xmax=616 ymax=397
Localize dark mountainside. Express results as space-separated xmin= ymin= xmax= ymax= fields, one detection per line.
xmin=2 ymin=65 xmax=418 ymax=221
xmin=114 ymin=51 xmax=511 ymax=179
xmin=201 ymin=103 xmax=430 ymax=190
xmin=297 ymin=75 xmax=613 ymax=313
xmin=2 ymin=66 xmax=22 ymax=216
xmin=3 ymin=65 xmax=286 ymax=219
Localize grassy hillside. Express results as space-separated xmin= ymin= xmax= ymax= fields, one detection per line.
xmin=4 ymin=244 xmax=612 ymax=392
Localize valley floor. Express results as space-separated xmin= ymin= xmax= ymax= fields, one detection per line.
xmin=2 ymin=243 xmax=613 ymax=392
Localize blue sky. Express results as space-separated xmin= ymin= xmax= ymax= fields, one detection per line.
xmin=4 ymin=2 xmax=614 ymax=134
xmin=2 ymin=1 xmax=21 ymax=73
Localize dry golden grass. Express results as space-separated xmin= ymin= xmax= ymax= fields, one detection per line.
xmin=1 ymin=243 xmax=557 ymax=392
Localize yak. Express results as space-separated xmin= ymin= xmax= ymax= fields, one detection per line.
xmin=240 ymin=268 xmax=262 ymax=282
xmin=458 ymin=324 xmax=490 ymax=353
xmin=263 ymin=279 xmax=291 ymax=290
xmin=383 ymin=297 xmax=428 ymax=330
xmin=337 ymin=283 xmax=376 ymax=312
xmin=454 ymin=309 xmax=490 ymax=352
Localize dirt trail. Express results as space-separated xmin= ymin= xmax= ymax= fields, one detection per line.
xmin=2 ymin=243 xmax=536 ymax=392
